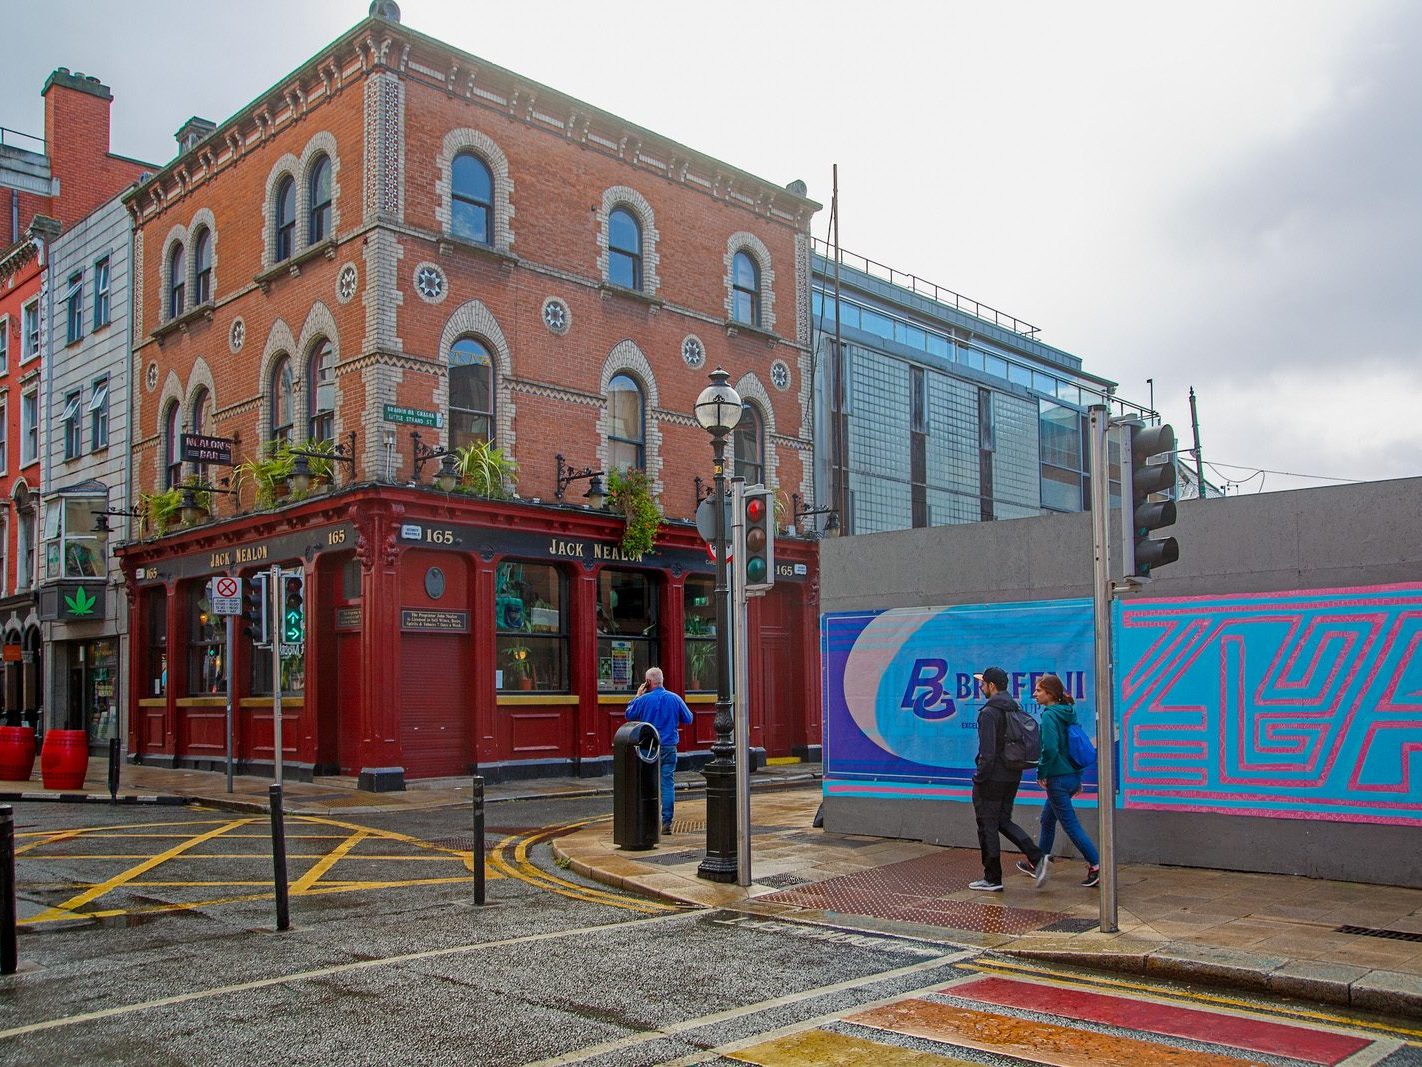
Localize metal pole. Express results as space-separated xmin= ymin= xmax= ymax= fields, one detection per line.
xmin=1087 ymin=405 xmax=1119 ymax=933
xmin=107 ymin=737 xmax=120 ymax=804
xmin=225 ymin=613 xmax=235 ymax=793
xmin=831 ymin=164 xmax=846 ymax=526
xmin=270 ymin=563 xmax=283 ymax=785
xmin=472 ymin=775 xmax=486 ymax=906
xmin=1189 ymin=386 xmax=1206 ymax=498
xmin=269 ymin=784 xmax=290 ymax=931
xmin=731 ymin=478 xmax=751 ymax=888
xmin=697 ymin=427 xmax=737 ymax=883
xmin=1 ymin=805 xmax=16 ymax=974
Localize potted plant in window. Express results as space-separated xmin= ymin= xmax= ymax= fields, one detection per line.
xmin=233 ymin=442 xmax=295 ymax=510
xmin=455 ymin=440 xmax=518 ymax=499
xmin=687 ymin=641 xmax=716 ymax=692
xmin=504 ymin=643 xmax=534 ymax=690
xmin=606 ymin=468 xmax=662 ymax=559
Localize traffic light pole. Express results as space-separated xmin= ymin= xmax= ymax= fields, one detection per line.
xmin=731 ymin=477 xmax=752 ymax=888
xmin=225 ymin=614 xmax=235 ymax=793
xmin=1087 ymin=405 xmax=1119 ymax=933
xmin=270 ymin=563 xmax=283 ymax=786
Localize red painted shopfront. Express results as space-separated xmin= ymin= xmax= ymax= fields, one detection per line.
xmin=117 ymin=487 xmax=819 ymax=788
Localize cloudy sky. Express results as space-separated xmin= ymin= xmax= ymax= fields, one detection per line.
xmin=5 ymin=0 xmax=1416 ymax=492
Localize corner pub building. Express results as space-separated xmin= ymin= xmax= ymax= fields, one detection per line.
xmin=115 ymin=3 xmax=821 ymax=789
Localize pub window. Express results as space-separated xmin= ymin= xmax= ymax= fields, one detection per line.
xmin=307 ymin=338 xmax=335 ymax=443
xmin=732 ymin=403 xmax=764 ymax=485
xmin=606 ymin=373 xmax=645 ymax=472
xmin=596 ymin=568 xmax=658 ymax=693
xmin=449 ymin=336 xmax=494 ymax=449
xmin=145 ymin=589 xmax=167 ymax=697
xmin=188 ymin=583 xmax=226 ymax=696
xmin=270 ymin=355 xmax=294 ymax=445
xmin=163 ymin=400 xmax=182 ymax=488
xmin=494 ymin=562 xmax=567 ymax=692
xmin=683 ymin=575 xmax=716 ymax=693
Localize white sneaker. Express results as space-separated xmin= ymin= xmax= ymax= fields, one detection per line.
xmin=1033 ymin=855 xmax=1051 ymax=888
xmin=968 ymin=879 xmax=1004 ymax=892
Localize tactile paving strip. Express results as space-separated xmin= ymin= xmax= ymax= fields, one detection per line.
xmin=757 ymin=849 xmax=1068 ymax=935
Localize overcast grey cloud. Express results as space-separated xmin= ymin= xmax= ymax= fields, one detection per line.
xmin=3 ymin=0 xmax=1415 ymax=492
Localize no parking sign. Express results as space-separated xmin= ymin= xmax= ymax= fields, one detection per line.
xmin=208 ymin=575 xmax=242 ymax=615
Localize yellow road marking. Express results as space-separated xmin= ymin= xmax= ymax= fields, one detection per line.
xmin=488 ymin=817 xmax=679 ymax=914
xmin=965 ymin=958 xmax=1422 ymax=1042
xmin=27 ymin=818 xmax=255 ymax=923
xmin=290 ymin=828 xmax=369 ymax=894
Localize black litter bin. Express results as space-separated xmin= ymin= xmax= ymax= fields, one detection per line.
xmin=612 ymin=721 xmax=661 ymax=850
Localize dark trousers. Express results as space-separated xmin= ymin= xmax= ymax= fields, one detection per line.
xmin=973 ymin=776 xmax=1041 ymax=884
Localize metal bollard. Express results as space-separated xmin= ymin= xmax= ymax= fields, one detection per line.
xmin=108 ymin=738 xmax=121 ymax=805
xmin=472 ymin=775 xmax=486 ymax=906
xmin=269 ymin=784 xmax=290 ymax=931
xmin=1 ymin=806 xmax=16 ymax=975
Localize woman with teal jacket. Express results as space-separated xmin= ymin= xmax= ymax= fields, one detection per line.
xmin=1016 ymin=674 xmax=1101 ymax=888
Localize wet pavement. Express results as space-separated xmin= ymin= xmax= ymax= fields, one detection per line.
xmin=5 ymin=756 xmax=1420 ymax=1016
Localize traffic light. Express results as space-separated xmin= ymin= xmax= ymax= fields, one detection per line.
xmin=1125 ymin=422 xmax=1180 ymax=578
xmin=242 ymin=573 xmax=269 ymax=646
xmin=281 ymin=570 xmax=305 ymax=644
xmin=740 ymin=485 xmax=775 ymax=594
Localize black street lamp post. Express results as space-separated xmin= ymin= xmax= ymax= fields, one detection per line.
xmin=694 ymin=368 xmax=742 ymax=883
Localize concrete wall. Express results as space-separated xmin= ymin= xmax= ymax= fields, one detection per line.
xmin=820 ymin=478 xmax=1422 ymax=888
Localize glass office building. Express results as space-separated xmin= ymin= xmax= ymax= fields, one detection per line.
xmin=809 ymin=244 xmax=1149 ymax=535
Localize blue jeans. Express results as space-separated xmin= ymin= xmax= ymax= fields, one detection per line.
xmin=1039 ymin=772 xmax=1100 ymax=867
xmin=660 ymin=746 xmax=678 ymax=827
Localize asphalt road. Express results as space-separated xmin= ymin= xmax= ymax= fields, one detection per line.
xmin=2 ymin=796 xmax=1417 ymax=1066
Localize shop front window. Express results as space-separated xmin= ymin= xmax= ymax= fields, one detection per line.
xmin=683 ymin=575 xmax=716 ymax=693
xmin=494 ymin=562 xmax=567 ymax=692
xmin=596 ymin=568 xmax=657 ymax=693
xmin=72 ymin=639 xmax=118 ymax=740
xmin=145 ymin=590 xmax=167 ymax=697
xmin=188 ymin=584 xmax=225 ymax=695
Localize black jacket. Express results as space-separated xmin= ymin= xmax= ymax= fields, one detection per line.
xmin=975 ymin=692 xmax=1024 ymax=783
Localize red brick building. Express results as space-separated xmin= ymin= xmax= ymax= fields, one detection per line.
xmin=117 ymin=6 xmax=821 ymax=786
xmin=0 ymin=70 xmax=150 ymax=726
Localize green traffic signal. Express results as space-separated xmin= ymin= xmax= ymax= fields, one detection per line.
xmin=282 ymin=573 xmax=305 ymax=642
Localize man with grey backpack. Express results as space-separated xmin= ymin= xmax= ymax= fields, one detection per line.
xmin=968 ymin=666 xmax=1049 ymax=892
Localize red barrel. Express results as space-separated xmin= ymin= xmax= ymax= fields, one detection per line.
xmin=0 ymin=725 xmax=36 ymax=782
xmin=40 ymin=729 xmax=90 ymax=790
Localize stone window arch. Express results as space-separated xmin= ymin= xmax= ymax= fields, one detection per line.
xmin=732 ymin=401 xmax=765 ymax=485
xmin=264 ymin=154 xmax=300 ymax=267
xmin=257 ymin=319 xmax=298 ymax=450
xmin=596 ymin=186 xmax=659 ymax=295
xmin=187 ymin=207 xmax=217 ymax=307
xmin=438 ymin=299 xmax=515 ymax=455
xmin=298 ymin=132 xmax=341 ymax=246
xmin=159 ymin=223 xmax=189 ymax=322
xmin=731 ymin=372 xmax=778 ymax=491
xmin=724 ymin=232 xmax=776 ymax=332
xmin=294 ymin=302 xmax=340 ymax=445
xmin=598 ymin=341 xmax=663 ymax=495
xmin=448 ymin=336 xmax=495 ymax=449
xmin=435 ymin=129 xmax=514 ymax=252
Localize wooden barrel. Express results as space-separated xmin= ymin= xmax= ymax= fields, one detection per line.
xmin=0 ymin=725 xmax=36 ymax=781
xmin=40 ymin=729 xmax=90 ymax=790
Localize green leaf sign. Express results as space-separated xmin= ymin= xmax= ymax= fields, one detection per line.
xmin=64 ymin=587 xmax=97 ymax=617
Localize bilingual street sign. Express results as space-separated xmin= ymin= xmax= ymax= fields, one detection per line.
xmin=383 ymin=404 xmax=443 ymax=428
xmin=181 ymin=433 xmax=234 ymax=466
xmin=208 ymin=575 xmax=242 ymax=615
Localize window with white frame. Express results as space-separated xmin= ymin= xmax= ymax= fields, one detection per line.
xmin=0 ymin=314 xmax=8 ymax=369
xmin=308 ymin=155 xmax=332 ymax=243
xmin=0 ymin=398 xmax=7 ymax=472
xmin=163 ymin=400 xmax=181 ymax=488
xmin=89 ymin=377 xmax=109 ymax=450
xmin=17 ymin=498 xmax=35 ymax=590
xmin=732 ymin=402 xmax=765 ymax=485
xmin=66 ymin=272 xmax=84 ymax=343
xmin=93 ymin=257 xmax=111 ymax=328
xmin=606 ymin=373 xmax=645 ymax=471
xmin=731 ymin=251 xmax=760 ymax=327
xmin=270 ymin=356 xmax=293 ymax=445
xmin=193 ymin=229 xmax=212 ymax=305
xmin=307 ymin=339 xmax=335 ymax=443
xmin=22 ymin=300 xmax=39 ymax=359
xmin=167 ymin=242 xmax=186 ymax=320
xmin=608 ymin=208 xmax=642 ymax=291
xmin=61 ymin=388 xmax=83 ymax=461
xmin=451 ymin=152 xmax=493 ymax=244
xmin=21 ymin=390 xmax=38 ymax=465
xmin=43 ymin=496 xmax=103 ymax=580
xmin=275 ymin=175 xmax=296 ymax=262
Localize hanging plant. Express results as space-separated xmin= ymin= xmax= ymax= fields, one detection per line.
xmin=138 ymin=487 xmax=183 ymax=536
xmin=606 ymin=468 xmax=663 ymax=559
xmin=233 ymin=441 xmax=295 ymax=509
xmin=455 ymin=440 xmax=517 ymax=499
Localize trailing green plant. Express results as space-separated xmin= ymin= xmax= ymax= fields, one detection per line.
xmin=606 ymin=468 xmax=662 ymax=559
xmin=138 ymin=486 xmax=183 ymax=535
xmin=454 ymin=439 xmax=517 ymax=499
xmin=233 ymin=441 xmax=295 ymax=509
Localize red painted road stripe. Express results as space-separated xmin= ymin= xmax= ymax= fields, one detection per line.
xmin=949 ymin=976 xmax=1370 ymax=1065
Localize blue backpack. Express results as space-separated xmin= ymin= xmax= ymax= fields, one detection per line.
xmin=1066 ymin=722 xmax=1097 ymax=769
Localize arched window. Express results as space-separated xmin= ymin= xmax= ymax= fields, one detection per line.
xmin=733 ymin=403 xmax=764 ymax=484
xmin=307 ymin=339 xmax=335 ymax=443
xmin=732 ymin=251 xmax=760 ymax=327
xmin=167 ymin=244 xmax=186 ymax=320
xmin=449 ymin=336 xmax=494 ymax=449
xmin=191 ymin=387 xmax=211 ymax=479
xmin=607 ymin=373 xmax=645 ymax=471
xmin=450 ymin=152 xmax=493 ymax=244
xmin=608 ymin=207 xmax=642 ymax=290
xmin=163 ymin=400 xmax=182 ymax=488
xmin=275 ymin=176 xmax=296 ymax=261
xmin=193 ymin=228 xmax=212 ymax=305
xmin=308 ymin=155 xmax=332 ymax=244
xmin=270 ymin=356 xmax=294 ymax=445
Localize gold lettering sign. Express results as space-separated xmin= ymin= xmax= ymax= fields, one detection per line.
xmin=548 ymin=538 xmax=587 ymax=559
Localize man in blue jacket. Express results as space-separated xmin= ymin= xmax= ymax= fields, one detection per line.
xmin=625 ymin=667 xmax=694 ymax=834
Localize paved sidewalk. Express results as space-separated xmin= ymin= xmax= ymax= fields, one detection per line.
xmin=7 ymin=759 xmax=1420 ymax=1016
xmin=553 ymin=787 xmax=1422 ymax=1018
